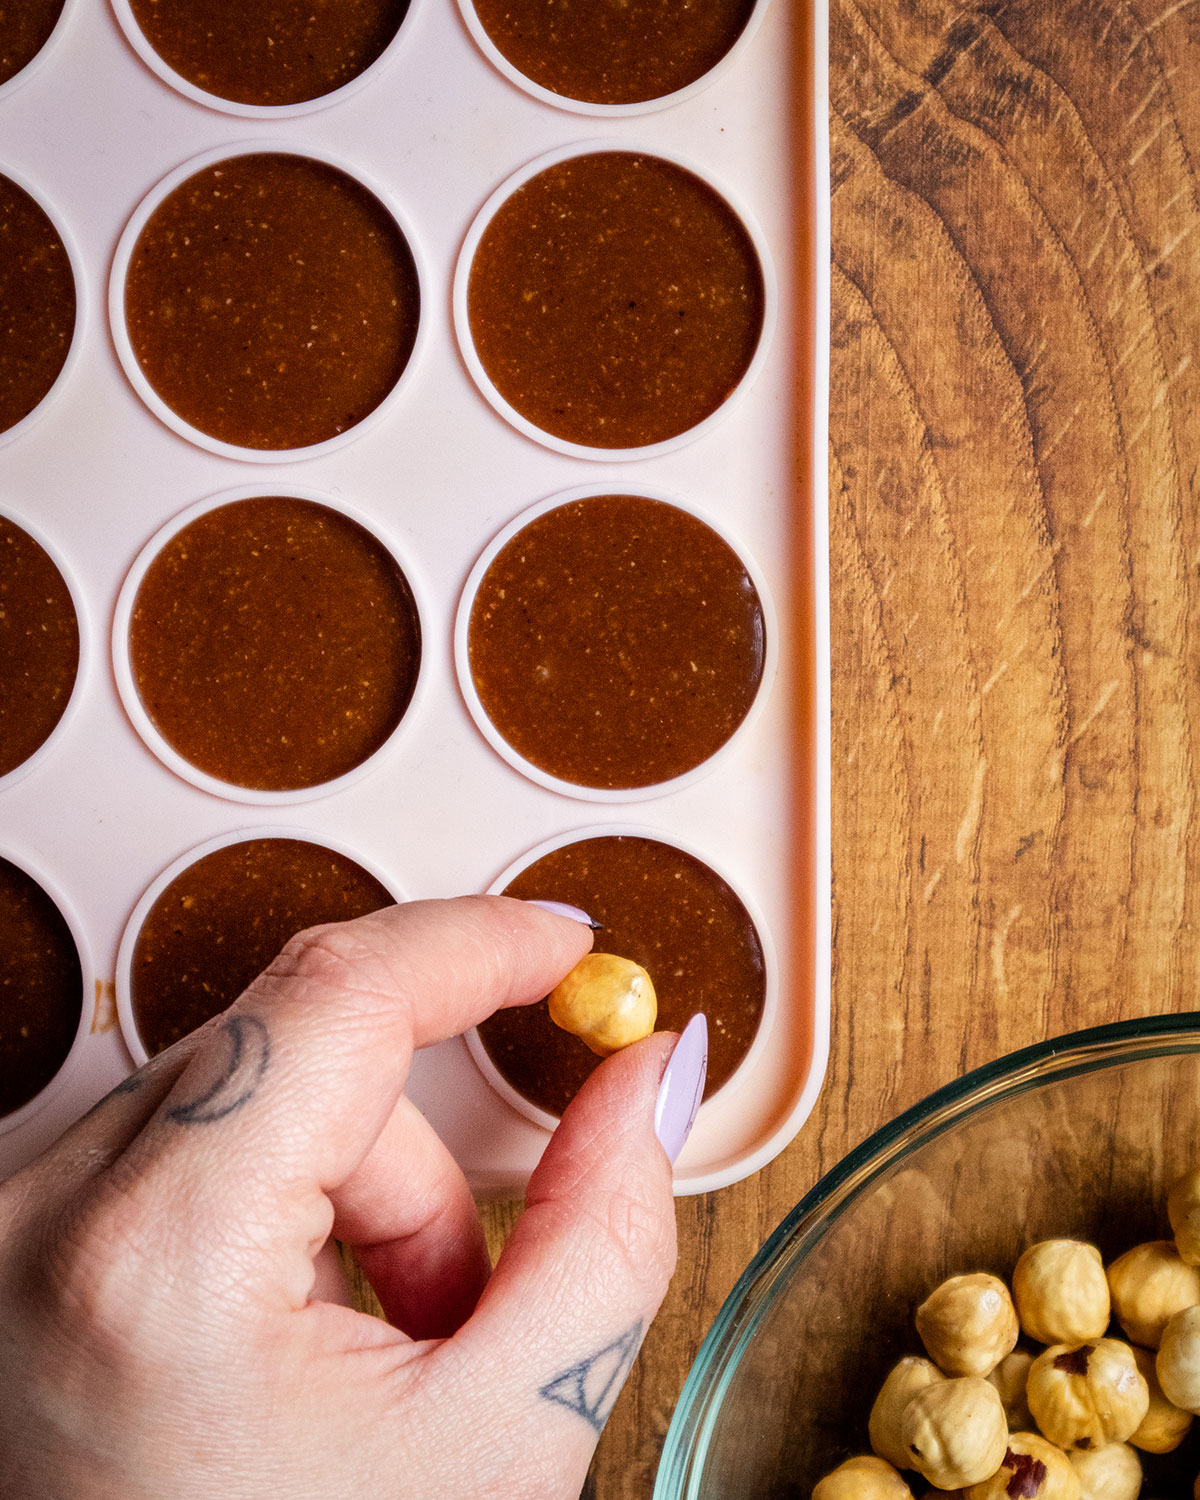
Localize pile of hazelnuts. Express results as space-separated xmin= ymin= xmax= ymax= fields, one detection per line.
xmin=813 ymin=1168 xmax=1200 ymax=1500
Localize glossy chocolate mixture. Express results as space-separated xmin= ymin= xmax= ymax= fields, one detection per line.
xmin=477 ymin=835 xmax=765 ymax=1117
xmin=471 ymin=0 xmax=757 ymax=106
xmin=467 ymin=151 xmax=765 ymax=450
xmin=128 ymin=0 xmax=410 ymax=107
xmin=0 ymin=173 xmax=75 ymax=435
xmin=124 ymin=152 xmax=420 ymax=451
xmin=129 ymin=495 xmax=421 ymax=792
xmin=0 ymin=0 xmax=65 ymax=88
xmin=0 ymin=514 xmax=79 ymax=778
xmin=0 ymin=856 xmax=82 ymax=1116
xmin=131 ymin=837 xmax=394 ymax=1056
xmin=468 ymin=494 xmax=766 ymax=788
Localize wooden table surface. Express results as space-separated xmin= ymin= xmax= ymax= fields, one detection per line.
xmin=484 ymin=0 xmax=1200 ymax=1493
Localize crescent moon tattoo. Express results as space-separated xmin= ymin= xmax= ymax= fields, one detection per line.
xmin=166 ymin=1014 xmax=271 ymax=1126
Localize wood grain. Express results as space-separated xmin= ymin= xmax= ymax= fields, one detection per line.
xmin=480 ymin=2 xmax=1200 ymax=1493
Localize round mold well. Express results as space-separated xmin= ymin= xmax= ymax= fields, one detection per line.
xmin=0 ymin=843 xmax=92 ymax=1136
xmin=455 ymin=0 xmax=770 ymax=117
xmin=115 ymin=825 xmax=404 ymax=1066
xmin=0 ymin=162 xmax=85 ymax=451
xmin=109 ymin=142 xmax=427 ymax=462
xmin=452 ymin=140 xmax=777 ymax=462
xmin=109 ymin=0 xmax=419 ymax=118
xmin=112 ymin=485 xmax=428 ymax=805
xmin=454 ymin=482 xmax=777 ymax=802
xmin=464 ymin=824 xmax=778 ymax=1160
xmin=0 ymin=500 xmax=88 ymax=792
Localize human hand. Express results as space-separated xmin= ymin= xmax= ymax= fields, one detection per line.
xmin=0 ymin=896 xmax=707 ymax=1498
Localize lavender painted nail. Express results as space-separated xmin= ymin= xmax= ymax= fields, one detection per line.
xmin=524 ymin=898 xmax=601 ymax=930
xmin=654 ymin=1014 xmax=708 ymax=1165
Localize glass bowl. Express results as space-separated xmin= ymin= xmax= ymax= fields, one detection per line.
xmin=655 ymin=1014 xmax=1200 ymax=1498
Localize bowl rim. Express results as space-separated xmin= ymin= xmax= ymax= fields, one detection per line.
xmin=653 ymin=1011 xmax=1200 ymax=1499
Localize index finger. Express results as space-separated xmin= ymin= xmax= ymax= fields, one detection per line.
xmin=110 ymin=895 xmax=591 ymax=1224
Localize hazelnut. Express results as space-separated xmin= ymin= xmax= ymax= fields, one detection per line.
xmin=1168 ymin=1169 xmax=1200 ymax=1266
xmin=1156 ymin=1304 xmax=1200 ymax=1413
xmin=870 ymin=1356 xmax=945 ymax=1470
xmin=1068 ymin=1444 xmax=1142 ymax=1500
xmin=546 ymin=952 xmax=656 ymax=1057
xmin=812 ymin=1455 xmax=913 ymax=1500
xmin=988 ymin=1350 xmax=1036 ymax=1431
xmin=1106 ymin=1241 xmax=1200 ymax=1349
xmin=1128 ymin=1343 xmax=1191 ymax=1453
xmin=1026 ymin=1339 xmax=1149 ymax=1450
xmin=916 ymin=1274 xmax=1020 ymax=1377
xmin=1013 ymin=1242 xmax=1110 ymax=1346
xmin=900 ymin=1376 xmax=1008 ymax=1489
xmin=964 ymin=1432 xmax=1080 ymax=1500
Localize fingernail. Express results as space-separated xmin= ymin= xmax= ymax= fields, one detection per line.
xmin=654 ymin=1014 xmax=707 ymax=1165
xmin=525 ymin=899 xmax=601 ymax=931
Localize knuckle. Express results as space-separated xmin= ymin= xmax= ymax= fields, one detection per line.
xmin=598 ymin=1172 xmax=677 ymax=1307
xmin=37 ymin=1184 xmax=156 ymax=1339
xmin=266 ymin=920 xmax=377 ymax=991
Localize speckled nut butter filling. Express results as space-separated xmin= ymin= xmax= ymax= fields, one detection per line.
xmin=128 ymin=495 xmax=421 ymax=792
xmin=0 ymin=514 xmax=79 ymax=778
xmin=130 ymin=837 xmax=393 ymax=1055
xmin=127 ymin=0 xmax=411 ymax=107
xmin=467 ymin=494 xmax=766 ymax=788
xmin=477 ymin=834 xmax=765 ymax=1117
xmin=466 ymin=151 xmax=765 ymax=450
xmin=123 ymin=152 xmax=420 ymax=451
xmin=470 ymin=0 xmax=757 ymax=106
xmin=0 ymin=173 xmax=75 ymax=435
xmin=0 ymin=0 xmax=65 ymax=88
xmin=0 ymin=856 xmax=82 ymax=1117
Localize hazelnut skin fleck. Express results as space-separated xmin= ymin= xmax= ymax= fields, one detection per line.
xmin=1026 ymin=1340 xmax=1148 ymax=1451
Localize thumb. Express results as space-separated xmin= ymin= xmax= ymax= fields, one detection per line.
xmin=444 ymin=1017 xmax=707 ymax=1492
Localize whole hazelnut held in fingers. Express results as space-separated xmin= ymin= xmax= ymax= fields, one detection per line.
xmin=1155 ymin=1304 xmax=1200 ymax=1414
xmin=916 ymin=1273 xmax=1020 ymax=1378
xmin=546 ymin=951 xmax=656 ymax=1057
xmin=964 ymin=1432 xmax=1080 ymax=1500
xmin=811 ymin=1455 xmax=914 ymax=1500
xmin=1167 ymin=1169 xmax=1200 ymax=1266
xmin=870 ymin=1356 xmax=945 ymax=1469
xmin=1068 ymin=1444 xmax=1142 ymax=1500
xmin=988 ymin=1351 xmax=1036 ymax=1432
xmin=1026 ymin=1340 xmax=1149 ymax=1451
xmin=1013 ymin=1242 xmax=1110 ymax=1346
xmin=900 ymin=1376 xmax=1008 ymax=1489
xmin=1128 ymin=1343 xmax=1191 ymax=1453
xmin=1106 ymin=1241 xmax=1200 ymax=1350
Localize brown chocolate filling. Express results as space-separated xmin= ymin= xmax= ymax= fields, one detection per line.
xmin=0 ymin=855 xmax=82 ymax=1116
xmin=466 ymin=151 xmax=765 ymax=450
xmin=470 ymin=0 xmax=757 ymax=106
xmin=127 ymin=0 xmax=410 ymax=107
xmin=0 ymin=0 xmax=65 ymax=88
xmin=130 ymin=836 xmax=393 ymax=1056
xmin=129 ymin=495 xmax=421 ymax=792
xmin=0 ymin=173 xmax=75 ymax=435
xmin=477 ymin=835 xmax=765 ymax=1118
xmin=124 ymin=152 xmax=419 ymax=451
xmin=0 ymin=514 xmax=79 ymax=778
xmin=468 ymin=494 xmax=766 ymax=788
